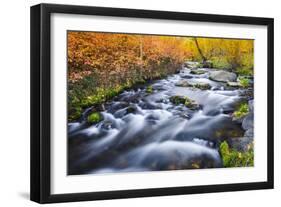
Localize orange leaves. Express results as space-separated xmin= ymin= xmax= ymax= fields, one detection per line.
xmin=67 ymin=32 xmax=189 ymax=82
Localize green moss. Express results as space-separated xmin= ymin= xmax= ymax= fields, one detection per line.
xmin=146 ymin=85 xmax=153 ymax=93
xmin=170 ymin=95 xmax=199 ymax=110
xmin=190 ymin=70 xmax=206 ymax=75
xmin=233 ymin=103 xmax=249 ymax=119
xmin=219 ymin=141 xmax=254 ymax=167
xmin=238 ymin=77 xmax=250 ymax=88
xmin=170 ymin=96 xmax=187 ymax=105
xmin=68 ymin=107 xmax=82 ymax=121
xmin=193 ymin=83 xmax=211 ymax=90
xmin=87 ymin=112 xmax=103 ymax=124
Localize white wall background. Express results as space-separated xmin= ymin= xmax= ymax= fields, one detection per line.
xmin=0 ymin=0 xmax=279 ymax=206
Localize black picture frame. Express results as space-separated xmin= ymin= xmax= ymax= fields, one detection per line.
xmin=30 ymin=3 xmax=274 ymax=204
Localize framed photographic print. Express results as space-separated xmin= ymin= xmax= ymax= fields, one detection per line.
xmin=30 ymin=3 xmax=274 ymax=203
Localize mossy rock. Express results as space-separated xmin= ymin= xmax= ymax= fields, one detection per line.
xmin=193 ymin=83 xmax=211 ymax=90
xmin=190 ymin=69 xmax=206 ymax=75
xmin=146 ymin=85 xmax=153 ymax=93
xmin=87 ymin=112 xmax=103 ymax=124
xmin=170 ymin=95 xmax=199 ymax=110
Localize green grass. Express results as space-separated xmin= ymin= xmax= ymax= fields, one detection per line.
xmin=219 ymin=141 xmax=254 ymax=167
xmin=68 ymin=79 xmax=134 ymax=121
xmin=233 ymin=103 xmax=249 ymax=119
xmin=238 ymin=77 xmax=250 ymax=88
xmin=236 ymin=67 xmax=253 ymax=76
xmin=210 ymin=57 xmax=232 ymax=69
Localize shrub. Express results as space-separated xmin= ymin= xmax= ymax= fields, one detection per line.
xmin=233 ymin=103 xmax=249 ymax=119
xmin=219 ymin=141 xmax=254 ymax=167
xmin=238 ymin=77 xmax=250 ymax=88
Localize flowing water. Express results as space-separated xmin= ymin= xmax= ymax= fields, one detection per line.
xmin=68 ymin=67 xmax=247 ymax=175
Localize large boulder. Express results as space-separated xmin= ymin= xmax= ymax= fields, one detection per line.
xmin=209 ymin=70 xmax=237 ymax=82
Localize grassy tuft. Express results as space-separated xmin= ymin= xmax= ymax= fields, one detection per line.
xmin=219 ymin=141 xmax=254 ymax=167
xmin=233 ymin=103 xmax=249 ymax=119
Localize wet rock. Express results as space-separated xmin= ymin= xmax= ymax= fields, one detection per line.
xmin=175 ymin=80 xmax=191 ymax=87
xmin=138 ymin=101 xmax=161 ymax=110
xmin=244 ymin=128 xmax=254 ymax=137
xmin=175 ymin=80 xmax=211 ymax=90
xmin=228 ymin=136 xmax=253 ymax=152
xmin=209 ymin=70 xmax=237 ymax=82
xmin=248 ymin=100 xmax=254 ymax=112
xmin=107 ymin=101 xmax=129 ymax=113
xmin=227 ymin=81 xmax=241 ymax=87
xmin=239 ymin=88 xmax=254 ymax=100
xmin=180 ymin=74 xmax=193 ymax=79
xmin=190 ymin=69 xmax=207 ymax=75
xmin=169 ymin=95 xmax=200 ymax=110
xmin=242 ymin=113 xmax=254 ymax=130
xmin=194 ymin=83 xmax=211 ymax=90
xmin=119 ymin=92 xmax=141 ymax=103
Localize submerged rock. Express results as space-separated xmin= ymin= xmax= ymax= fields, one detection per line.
xmin=209 ymin=70 xmax=237 ymax=82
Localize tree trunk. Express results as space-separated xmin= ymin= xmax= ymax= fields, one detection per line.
xmin=194 ymin=38 xmax=207 ymax=62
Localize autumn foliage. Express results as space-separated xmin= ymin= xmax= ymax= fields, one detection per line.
xmin=67 ymin=32 xmax=254 ymax=121
xmin=68 ymin=32 xmax=188 ymax=84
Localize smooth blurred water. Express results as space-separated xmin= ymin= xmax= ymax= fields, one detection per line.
xmin=68 ymin=67 xmax=246 ymax=175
